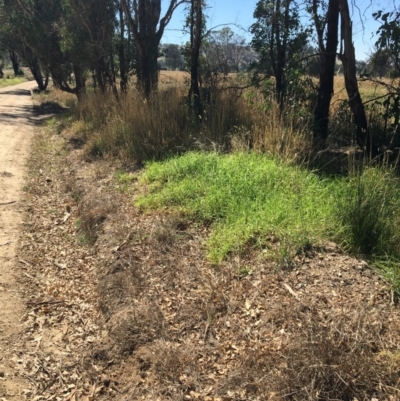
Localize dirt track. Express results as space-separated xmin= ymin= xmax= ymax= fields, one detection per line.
xmin=0 ymin=81 xmax=38 ymax=399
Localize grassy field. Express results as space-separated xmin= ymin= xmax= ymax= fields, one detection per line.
xmin=332 ymin=75 xmax=392 ymax=106
xmin=159 ymin=71 xmax=392 ymax=98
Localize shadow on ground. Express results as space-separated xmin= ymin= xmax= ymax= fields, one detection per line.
xmin=0 ymin=89 xmax=31 ymax=96
xmin=0 ymin=102 xmax=67 ymax=127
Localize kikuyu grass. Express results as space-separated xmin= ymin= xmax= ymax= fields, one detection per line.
xmin=137 ymin=152 xmax=400 ymax=280
xmin=137 ymin=152 xmax=336 ymax=263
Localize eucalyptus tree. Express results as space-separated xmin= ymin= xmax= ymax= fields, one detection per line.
xmin=1 ymin=0 xmax=118 ymax=98
xmin=8 ymin=50 xmax=21 ymax=75
xmin=63 ymin=0 xmax=117 ymax=94
xmin=311 ymin=0 xmax=373 ymax=153
xmin=204 ymin=27 xmax=247 ymax=74
xmin=187 ymin=0 xmax=204 ymax=105
xmin=373 ymin=9 xmax=400 ymax=78
xmin=115 ymin=0 xmax=136 ymax=92
xmin=120 ymin=0 xmax=187 ymax=97
xmin=0 ymin=0 xmax=48 ymax=89
xmin=251 ymin=0 xmax=309 ymax=109
xmin=310 ymin=0 xmax=340 ymax=146
xmin=338 ymin=0 xmax=372 ymax=153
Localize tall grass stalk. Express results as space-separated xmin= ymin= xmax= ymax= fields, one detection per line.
xmin=69 ymin=87 xmax=313 ymax=162
xmin=335 ymin=165 xmax=400 ymax=258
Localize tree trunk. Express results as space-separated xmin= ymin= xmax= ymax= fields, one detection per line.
xmin=136 ymin=41 xmax=159 ymax=98
xmin=9 ymin=50 xmax=20 ymax=76
xmin=73 ymin=64 xmax=86 ymax=100
xmin=120 ymin=0 xmax=182 ymax=98
xmin=188 ymin=0 xmax=202 ymax=115
xmin=339 ymin=0 xmax=375 ymax=155
xmin=23 ymin=47 xmax=46 ymax=90
xmin=313 ymin=0 xmax=339 ymax=147
xmin=118 ymin=4 xmax=128 ymax=92
xmin=43 ymin=71 xmax=49 ymax=89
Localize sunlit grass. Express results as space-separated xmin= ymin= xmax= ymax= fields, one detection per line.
xmin=0 ymin=76 xmax=26 ymax=88
xmin=136 ymin=151 xmax=400 ymax=294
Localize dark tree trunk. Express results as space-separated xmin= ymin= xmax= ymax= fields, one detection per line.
xmin=136 ymin=41 xmax=159 ymax=98
xmin=188 ymin=0 xmax=202 ymax=115
xmin=24 ymin=47 xmax=47 ymax=90
xmin=266 ymin=0 xmax=291 ymax=111
xmin=73 ymin=64 xmax=86 ymax=100
xmin=43 ymin=71 xmax=49 ymax=89
xmin=9 ymin=50 xmax=20 ymax=76
xmin=120 ymin=0 xmax=182 ymax=98
xmin=339 ymin=0 xmax=376 ymax=155
xmin=96 ymin=65 xmax=106 ymax=93
xmin=312 ymin=0 xmax=339 ymax=147
xmin=118 ymin=4 xmax=128 ymax=92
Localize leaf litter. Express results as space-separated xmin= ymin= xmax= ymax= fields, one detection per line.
xmin=8 ymin=128 xmax=400 ymax=401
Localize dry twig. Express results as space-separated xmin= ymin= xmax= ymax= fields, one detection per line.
xmin=0 ymin=200 xmax=16 ymax=205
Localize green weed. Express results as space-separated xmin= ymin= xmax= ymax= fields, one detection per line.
xmin=116 ymin=171 xmax=137 ymax=192
xmin=238 ymin=266 xmax=252 ymax=277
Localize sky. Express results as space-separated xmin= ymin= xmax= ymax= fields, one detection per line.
xmin=161 ymin=0 xmax=399 ymax=61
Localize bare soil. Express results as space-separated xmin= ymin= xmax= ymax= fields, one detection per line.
xmin=1 ymin=84 xmax=400 ymax=400
xmin=0 ymin=81 xmax=40 ymax=399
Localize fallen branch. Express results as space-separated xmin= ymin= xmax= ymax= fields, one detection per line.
xmin=23 ymin=272 xmax=35 ymax=280
xmin=0 ymin=200 xmax=16 ymax=205
xmin=283 ymin=283 xmax=300 ymax=301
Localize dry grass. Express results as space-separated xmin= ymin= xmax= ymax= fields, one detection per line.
xmin=40 ymin=73 xmax=397 ymax=166
xmin=159 ymin=71 xmax=189 ymax=88
xmin=90 ymin=205 xmax=400 ymax=401
xmin=331 ymin=75 xmax=395 ymax=108
xmin=63 ymin=83 xmax=313 ymax=164
xmin=221 ymin=309 xmax=400 ymax=401
xmin=33 ymin=84 xmax=77 ymax=109
xmin=76 ymin=190 xmax=117 ymax=244
xmin=25 ymin=97 xmax=400 ymax=400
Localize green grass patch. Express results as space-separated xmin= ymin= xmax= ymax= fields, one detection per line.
xmin=137 ymin=152 xmax=339 ymax=263
xmin=0 ymin=76 xmax=26 ymax=88
xmin=137 ymin=152 xmax=400 ymax=275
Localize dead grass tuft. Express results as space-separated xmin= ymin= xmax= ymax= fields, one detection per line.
xmin=151 ymin=342 xmax=200 ymax=395
xmin=279 ymin=312 xmax=399 ymax=400
xmin=108 ymin=302 xmax=167 ymax=354
xmin=98 ymin=256 xmax=146 ymax=318
xmin=77 ymin=191 xmax=116 ymax=244
xmin=223 ymin=308 xmax=400 ymax=401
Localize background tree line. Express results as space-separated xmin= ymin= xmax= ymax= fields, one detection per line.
xmin=1 ymin=0 xmax=399 ymax=154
